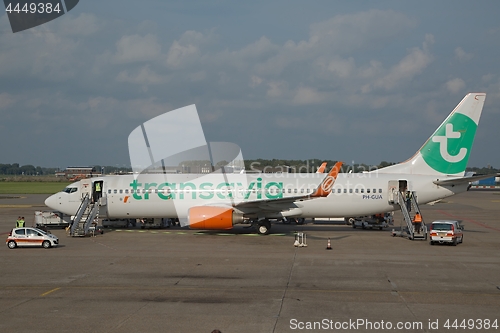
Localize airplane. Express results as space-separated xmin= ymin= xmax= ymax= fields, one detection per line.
xmin=45 ymin=93 xmax=496 ymax=234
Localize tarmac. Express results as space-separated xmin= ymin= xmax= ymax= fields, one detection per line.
xmin=0 ymin=191 xmax=499 ymax=333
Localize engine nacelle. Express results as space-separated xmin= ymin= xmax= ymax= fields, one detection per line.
xmin=188 ymin=206 xmax=244 ymax=230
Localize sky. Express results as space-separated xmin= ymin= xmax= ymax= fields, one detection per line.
xmin=0 ymin=0 xmax=499 ymax=169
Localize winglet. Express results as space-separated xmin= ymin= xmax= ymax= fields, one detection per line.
xmin=316 ymin=162 xmax=327 ymax=173
xmin=311 ymin=162 xmax=343 ymax=197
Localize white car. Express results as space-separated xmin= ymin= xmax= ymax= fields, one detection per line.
xmin=6 ymin=227 xmax=59 ymax=249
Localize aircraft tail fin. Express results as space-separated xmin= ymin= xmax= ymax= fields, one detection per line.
xmin=316 ymin=162 xmax=327 ymax=173
xmin=311 ymin=162 xmax=343 ymax=197
xmin=379 ymin=93 xmax=486 ymax=176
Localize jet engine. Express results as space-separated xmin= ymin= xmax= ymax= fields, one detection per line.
xmin=188 ymin=206 xmax=244 ymax=230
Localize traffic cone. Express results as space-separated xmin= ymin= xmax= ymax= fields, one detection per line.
xmin=326 ymin=238 xmax=332 ymax=250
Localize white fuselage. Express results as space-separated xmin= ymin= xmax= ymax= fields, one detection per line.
xmin=45 ymin=172 xmax=467 ymax=220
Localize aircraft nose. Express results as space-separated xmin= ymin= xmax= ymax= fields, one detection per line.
xmin=44 ymin=194 xmax=59 ymax=209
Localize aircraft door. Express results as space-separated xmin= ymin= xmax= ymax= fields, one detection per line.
xmin=388 ymin=180 xmax=398 ymax=204
xmin=80 ymin=179 xmax=92 ymax=200
xmin=93 ymin=180 xmax=104 ymax=203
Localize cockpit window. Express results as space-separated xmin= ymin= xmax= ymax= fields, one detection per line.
xmin=63 ymin=187 xmax=78 ymax=194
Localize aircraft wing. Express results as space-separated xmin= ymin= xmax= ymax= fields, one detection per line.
xmin=234 ymin=162 xmax=342 ymax=210
xmin=433 ymin=173 xmax=500 ymax=186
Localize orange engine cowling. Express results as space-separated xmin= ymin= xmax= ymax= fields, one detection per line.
xmin=188 ymin=206 xmax=244 ymax=230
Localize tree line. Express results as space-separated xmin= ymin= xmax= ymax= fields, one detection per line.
xmin=0 ymin=164 xmax=54 ymax=175
xmin=1 ymin=161 xmax=498 ymax=176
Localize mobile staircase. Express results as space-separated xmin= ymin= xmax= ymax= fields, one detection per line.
xmin=69 ymin=194 xmax=100 ymax=237
xmin=394 ymin=191 xmax=427 ymax=240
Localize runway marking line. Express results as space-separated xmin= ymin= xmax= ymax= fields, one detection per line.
xmin=40 ymin=287 xmax=60 ymax=297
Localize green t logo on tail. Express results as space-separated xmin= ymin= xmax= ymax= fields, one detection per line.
xmin=421 ymin=113 xmax=477 ymax=174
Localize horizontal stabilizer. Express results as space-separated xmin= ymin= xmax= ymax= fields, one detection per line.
xmin=433 ymin=173 xmax=500 ymax=186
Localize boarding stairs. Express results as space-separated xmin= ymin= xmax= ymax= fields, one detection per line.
xmin=70 ymin=194 xmax=100 ymax=237
xmin=396 ymin=191 xmax=427 ymax=240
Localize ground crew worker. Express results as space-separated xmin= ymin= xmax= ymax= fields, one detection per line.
xmin=16 ymin=216 xmax=22 ymax=228
xmin=406 ymin=191 xmax=412 ymax=212
xmin=93 ymin=182 xmax=102 ymax=203
xmin=17 ymin=217 xmax=25 ymax=228
xmin=413 ymin=212 xmax=422 ymax=233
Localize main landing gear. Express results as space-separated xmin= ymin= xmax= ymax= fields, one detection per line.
xmin=251 ymin=219 xmax=271 ymax=235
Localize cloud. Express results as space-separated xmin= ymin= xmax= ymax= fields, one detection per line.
xmin=0 ymin=93 xmax=15 ymax=109
xmin=326 ymin=57 xmax=356 ymax=78
xmin=308 ymin=9 xmax=416 ymax=53
xmin=114 ymin=34 xmax=161 ymax=63
xmin=454 ymin=47 xmax=473 ymax=62
xmin=266 ymin=81 xmax=287 ymax=98
xmin=165 ymin=31 xmax=205 ymax=69
xmin=292 ymin=87 xmax=324 ymax=105
xmin=58 ymin=13 xmax=101 ymax=36
xmin=371 ymin=35 xmax=434 ymax=91
xmin=445 ymin=78 xmax=466 ymax=94
xmin=116 ymin=66 xmax=166 ymax=85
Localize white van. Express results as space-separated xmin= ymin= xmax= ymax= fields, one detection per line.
xmin=429 ymin=220 xmax=464 ymax=245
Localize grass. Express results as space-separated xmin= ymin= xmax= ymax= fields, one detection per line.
xmin=0 ymin=182 xmax=71 ymax=194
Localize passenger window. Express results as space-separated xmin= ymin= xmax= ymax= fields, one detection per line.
xmin=367 ymin=189 xmax=370 ymax=193
xmin=125 ymin=189 xmax=129 ymax=194
xmin=337 ymin=189 xmax=341 ymax=193
xmin=373 ymin=189 xmax=376 ymax=194
xmin=113 ymin=189 xmax=117 ymax=194
xmin=300 ymin=189 xmax=304 ymax=193
xmin=119 ymin=189 xmax=123 ymax=194
xmin=108 ymin=190 xmax=111 ymax=194
xmin=360 ymin=189 xmax=364 ymax=193
xmin=15 ymin=229 xmax=25 ymax=235
xmin=343 ymin=189 xmax=347 ymax=193
xmin=355 ymin=189 xmax=359 ymax=193
xmin=349 ymin=189 xmax=353 ymax=193
xmin=288 ymin=189 xmax=291 ymax=193
xmin=379 ymin=189 xmax=382 ymax=193
xmin=294 ymin=189 xmax=297 ymax=193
